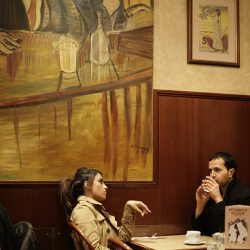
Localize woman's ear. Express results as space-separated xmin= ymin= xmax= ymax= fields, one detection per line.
xmin=84 ymin=181 xmax=91 ymax=191
xmin=228 ymin=168 xmax=235 ymax=178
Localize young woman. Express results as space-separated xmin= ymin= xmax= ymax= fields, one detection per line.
xmin=60 ymin=167 xmax=151 ymax=249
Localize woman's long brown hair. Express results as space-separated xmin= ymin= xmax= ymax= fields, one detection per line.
xmin=60 ymin=167 xmax=102 ymax=220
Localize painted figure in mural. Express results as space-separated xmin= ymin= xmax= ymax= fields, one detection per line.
xmin=0 ymin=0 xmax=141 ymax=88
xmin=60 ymin=167 xmax=151 ymax=249
xmin=0 ymin=0 xmax=153 ymax=54
xmin=191 ymin=152 xmax=250 ymax=236
xmin=0 ymin=31 xmax=21 ymax=55
xmin=0 ymin=0 xmax=113 ymax=38
xmin=0 ymin=0 xmax=28 ymax=55
xmin=0 ymin=0 xmax=121 ymax=89
xmin=0 ymin=0 xmax=131 ymax=54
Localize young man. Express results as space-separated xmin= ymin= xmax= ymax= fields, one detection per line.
xmin=192 ymin=152 xmax=250 ymax=235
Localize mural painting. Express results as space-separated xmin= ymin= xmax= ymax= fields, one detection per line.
xmin=0 ymin=0 xmax=153 ymax=181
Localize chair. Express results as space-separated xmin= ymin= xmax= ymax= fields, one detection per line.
xmin=12 ymin=221 xmax=40 ymax=250
xmin=108 ymin=237 xmax=132 ymax=250
xmin=68 ymin=221 xmax=94 ymax=250
xmin=0 ymin=203 xmax=39 ymax=250
xmin=68 ymin=221 xmax=132 ymax=250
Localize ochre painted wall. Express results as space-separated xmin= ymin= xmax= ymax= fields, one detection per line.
xmin=154 ymin=0 xmax=250 ymax=95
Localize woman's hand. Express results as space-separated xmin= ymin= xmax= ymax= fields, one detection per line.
xmin=126 ymin=200 xmax=151 ymax=217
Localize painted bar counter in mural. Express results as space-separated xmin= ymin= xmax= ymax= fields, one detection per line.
xmin=0 ymin=0 xmax=153 ymax=182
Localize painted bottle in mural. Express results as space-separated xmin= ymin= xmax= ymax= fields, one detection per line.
xmin=113 ymin=0 xmax=127 ymax=31
xmin=90 ymin=10 xmax=110 ymax=66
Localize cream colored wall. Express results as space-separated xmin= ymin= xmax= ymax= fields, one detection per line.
xmin=154 ymin=0 xmax=250 ymax=95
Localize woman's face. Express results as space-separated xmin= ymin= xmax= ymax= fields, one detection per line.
xmin=86 ymin=173 xmax=108 ymax=201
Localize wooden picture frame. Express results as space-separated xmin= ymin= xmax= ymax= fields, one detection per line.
xmin=187 ymin=0 xmax=240 ymax=67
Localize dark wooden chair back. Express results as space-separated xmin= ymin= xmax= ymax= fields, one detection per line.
xmin=68 ymin=221 xmax=94 ymax=250
xmin=69 ymin=221 xmax=132 ymax=250
xmin=108 ymin=237 xmax=133 ymax=250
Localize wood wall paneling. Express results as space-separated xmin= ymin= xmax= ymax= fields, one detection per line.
xmin=1 ymin=90 xmax=250 ymax=249
xmin=154 ymin=90 xmax=250 ymax=226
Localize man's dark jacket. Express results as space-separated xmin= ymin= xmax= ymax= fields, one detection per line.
xmin=191 ymin=179 xmax=250 ymax=236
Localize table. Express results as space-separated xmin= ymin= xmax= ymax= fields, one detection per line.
xmin=129 ymin=235 xmax=212 ymax=250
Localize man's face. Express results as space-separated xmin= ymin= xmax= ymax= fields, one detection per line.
xmin=89 ymin=173 xmax=108 ymax=202
xmin=208 ymin=158 xmax=233 ymax=188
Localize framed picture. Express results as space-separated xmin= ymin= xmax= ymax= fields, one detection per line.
xmin=187 ymin=0 xmax=240 ymax=67
xmin=0 ymin=0 xmax=154 ymax=183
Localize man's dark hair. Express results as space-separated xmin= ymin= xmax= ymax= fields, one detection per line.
xmin=209 ymin=152 xmax=237 ymax=179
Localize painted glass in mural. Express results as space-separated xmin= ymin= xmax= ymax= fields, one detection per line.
xmin=0 ymin=0 xmax=153 ymax=181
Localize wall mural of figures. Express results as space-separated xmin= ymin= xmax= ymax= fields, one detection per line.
xmin=0 ymin=0 xmax=153 ymax=182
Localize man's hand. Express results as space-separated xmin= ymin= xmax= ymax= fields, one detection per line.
xmin=126 ymin=200 xmax=151 ymax=217
xmin=196 ymin=185 xmax=210 ymax=204
xmin=201 ymin=176 xmax=223 ymax=203
xmin=196 ymin=185 xmax=210 ymax=206
xmin=195 ymin=185 xmax=210 ymax=218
